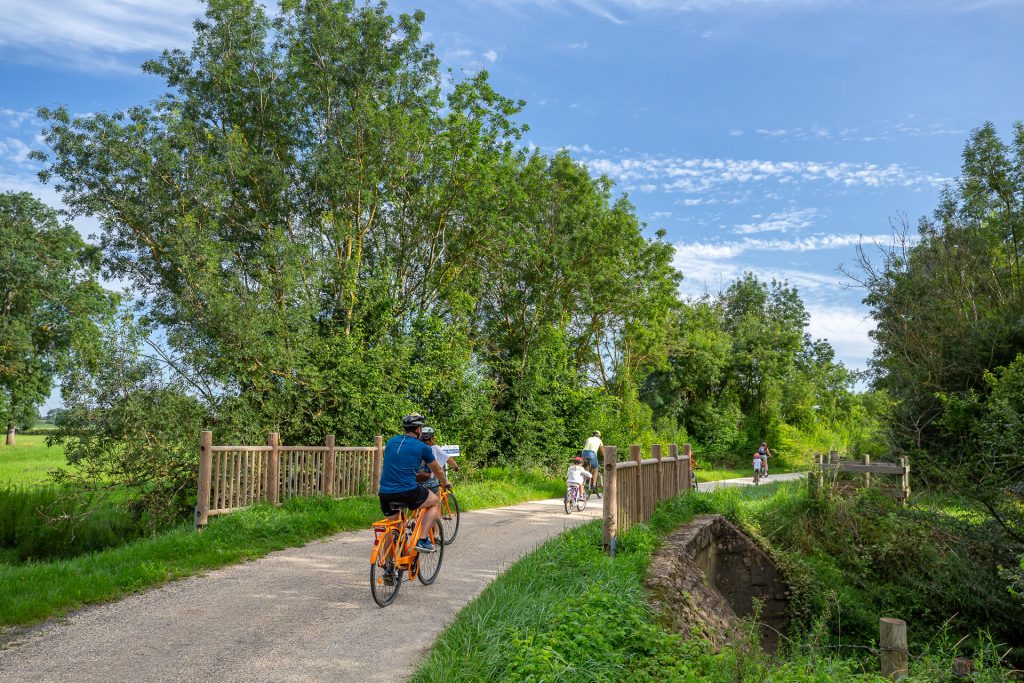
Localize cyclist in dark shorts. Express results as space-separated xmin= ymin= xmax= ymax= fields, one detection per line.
xmin=378 ymin=413 xmax=451 ymax=553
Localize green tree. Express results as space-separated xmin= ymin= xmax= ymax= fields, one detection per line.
xmin=0 ymin=192 xmax=113 ymax=446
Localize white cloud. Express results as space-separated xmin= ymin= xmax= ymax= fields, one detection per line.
xmin=482 ymin=49 xmax=498 ymax=62
xmin=583 ymin=155 xmax=948 ymax=194
xmin=732 ymin=207 xmax=817 ymax=234
xmin=568 ymin=40 xmax=589 ymax=48
xmin=0 ymin=0 xmax=202 ymax=62
xmin=651 ymin=211 xmax=673 ymax=219
xmin=804 ymin=304 xmax=876 ymax=369
xmin=0 ymin=137 xmax=32 ymax=164
xmin=728 ymin=128 xmax=744 ymax=136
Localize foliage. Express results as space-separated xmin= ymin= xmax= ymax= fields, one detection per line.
xmin=642 ymin=275 xmax=871 ymax=466
xmin=0 ymin=192 xmax=113 ymax=443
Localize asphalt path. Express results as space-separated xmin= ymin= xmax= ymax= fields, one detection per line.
xmin=0 ymin=473 xmax=804 ymax=682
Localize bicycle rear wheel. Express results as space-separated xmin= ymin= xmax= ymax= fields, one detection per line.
xmin=440 ymin=492 xmax=460 ymax=545
xmin=577 ymin=493 xmax=587 ymax=511
xmin=564 ymin=491 xmax=573 ymax=514
xmin=592 ymin=473 xmax=602 ymax=499
xmin=370 ymin=529 xmax=403 ymax=607
xmin=416 ymin=520 xmax=445 ymax=585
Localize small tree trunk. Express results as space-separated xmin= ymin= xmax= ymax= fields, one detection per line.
xmin=5 ymin=420 xmax=14 ymax=446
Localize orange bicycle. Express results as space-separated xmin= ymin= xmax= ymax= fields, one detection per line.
xmin=370 ymin=502 xmax=445 ymax=607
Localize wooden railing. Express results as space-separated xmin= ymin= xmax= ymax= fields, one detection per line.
xmin=808 ymin=451 xmax=910 ymax=503
xmin=195 ymin=431 xmax=383 ymax=527
xmin=602 ymin=443 xmax=692 ymax=554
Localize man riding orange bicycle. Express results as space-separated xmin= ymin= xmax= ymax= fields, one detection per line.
xmin=378 ymin=413 xmax=451 ymax=554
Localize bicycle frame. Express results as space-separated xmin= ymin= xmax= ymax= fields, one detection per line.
xmin=371 ymin=506 xmax=433 ymax=582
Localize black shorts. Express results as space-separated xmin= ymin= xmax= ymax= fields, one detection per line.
xmin=378 ymin=485 xmax=430 ymax=516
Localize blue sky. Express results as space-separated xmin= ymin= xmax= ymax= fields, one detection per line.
xmin=2 ymin=0 xmax=1023 ymax=410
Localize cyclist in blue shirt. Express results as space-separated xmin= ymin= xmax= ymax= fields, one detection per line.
xmin=378 ymin=413 xmax=450 ymax=553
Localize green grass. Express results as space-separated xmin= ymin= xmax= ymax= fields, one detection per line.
xmin=0 ymin=465 xmax=564 ymax=630
xmin=412 ymin=482 xmax=1019 ymax=682
xmin=0 ymin=435 xmax=69 ymax=486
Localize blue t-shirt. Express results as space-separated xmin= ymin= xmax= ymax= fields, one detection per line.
xmin=379 ymin=433 xmax=435 ymax=494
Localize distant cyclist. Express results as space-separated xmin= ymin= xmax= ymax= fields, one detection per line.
xmin=378 ymin=413 xmax=451 ymax=553
xmin=581 ymin=430 xmax=604 ymax=492
xmin=757 ymin=442 xmax=772 ymax=477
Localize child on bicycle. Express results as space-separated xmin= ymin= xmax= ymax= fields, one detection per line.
xmin=566 ymin=455 xmax=592 ymax=499
xmin=753 ymin=451 xmax=763 ymax=480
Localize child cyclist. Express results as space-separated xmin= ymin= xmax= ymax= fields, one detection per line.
xmin=752 ymin=450 xmax=763 ymax=482
xmin=566 ymin=455 xmax=592 ymax=501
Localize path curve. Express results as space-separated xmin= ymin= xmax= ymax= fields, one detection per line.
xmin=0 ymin=474 xmax=805 ymax=682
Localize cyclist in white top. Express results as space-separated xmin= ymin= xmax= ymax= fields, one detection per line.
xmin=581 ymin=431 xmax=604 ymax=492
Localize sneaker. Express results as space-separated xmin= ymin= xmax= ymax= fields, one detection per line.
xmin=382 ymin=567 xmax=397 ymax=586
xmin=415 ymin=539 xmax=437 ymax=553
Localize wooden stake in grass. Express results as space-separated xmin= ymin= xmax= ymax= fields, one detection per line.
xmin=880 ymin=617 xmax=909 ymax=679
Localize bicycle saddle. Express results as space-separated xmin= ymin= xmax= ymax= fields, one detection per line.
xmin=389 ymin=502 xmax=411 ymax=512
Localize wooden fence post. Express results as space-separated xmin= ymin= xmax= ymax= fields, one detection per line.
xmin=880 ymin=617 xmax=909 ymax=679
xmin=630 ymin=445 xmax=642 ymax=523
xmin=900 ymin=457 xmax=910 ymax=505
xmin=196 ymin=430 xmax=213 ymax=528
xmin=603 ymin=446 xmax=618 ymax=555
xmin=663 ymin=446 xmax=671 ymax=493
xmin=862 ymin=453 xmax=871 ymax=489
xmin=372 ymin=435 xmax=383 ymax=495
xmin=682 ymin=443 xmax=693 ymax=494
xmin=268 ymin=432 xmax=280 ymax=504
xmin=652 ymin=444 xmax=663 ymax=502
xmin=324 ymin=434 xmax=336 ymax=497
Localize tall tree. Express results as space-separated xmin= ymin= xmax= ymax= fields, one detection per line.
xmin=0 ymin=192 xmax=113 ymax=445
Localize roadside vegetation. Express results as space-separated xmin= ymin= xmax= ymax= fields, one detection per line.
xmin=414 ymin=482 xmax=1021 ymax=682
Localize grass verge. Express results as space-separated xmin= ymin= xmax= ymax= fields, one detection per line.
xmin=412 ymin=482 xmax=1018 ymax=682
xmin=0 ymin=466 xmax=563 ymax=630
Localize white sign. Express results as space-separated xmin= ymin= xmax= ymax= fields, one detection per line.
xmin=440 ymin=445 xmax=460 ymax=458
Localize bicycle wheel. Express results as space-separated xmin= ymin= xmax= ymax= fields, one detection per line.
xmin=592 ymin=473 xmax=602 ymax=499
xmin=416 ymin=520 xmax=445 ymax=585
xmin=577 ymin=492 xmax=587 ymax=511
xmin=753 ymin=470 xmax=760 ymax=485
xmin=440 ymin=492 xmax=460 ymax=545
xmin=564 ymin=491 xmax=573 ymax=514
xmin=370 ymin=529 xmax=403 ymax=607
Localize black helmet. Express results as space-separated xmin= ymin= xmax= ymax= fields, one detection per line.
xmin=402 ymin=413 xmax=426 ymax=429
xmin=420 ymin=426 xmax=436 ymax=439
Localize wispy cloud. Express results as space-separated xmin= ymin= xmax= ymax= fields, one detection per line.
xmin=482 ymin=49 xmax=499 ymax=62
xmin=0 ymin=0 xmax=202 ymax=68
xmin=584 ymin=155 xmax=948 ymax=194
xmin=568 ymin=40 xmax=589 ymax=48
xmin=732 ymin=207 xmax=817 ymax=234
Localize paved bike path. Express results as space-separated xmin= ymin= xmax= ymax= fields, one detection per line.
xmin=0 ymin=474 xmax=805 ymax=682
xmin=0 ymin=498 xmax=603 ymax=683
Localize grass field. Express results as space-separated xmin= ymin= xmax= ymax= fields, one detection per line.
xmin=0 ymin=434 xmax=68 ymax=486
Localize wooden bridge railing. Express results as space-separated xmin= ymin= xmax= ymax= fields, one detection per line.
xmin=195 ymin=431 xmax=383 ymax=528
xmin=808 ymin=450 xmax=910 ymax=503
xmin=603 ymin=443 xmax=692 ymax=554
